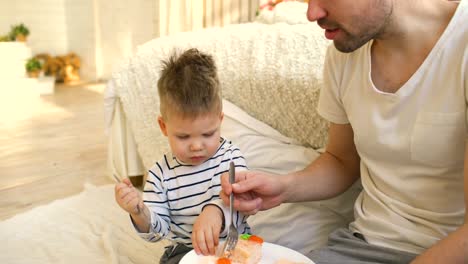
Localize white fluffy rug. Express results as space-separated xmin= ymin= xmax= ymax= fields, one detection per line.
xmin=0 ymin=184 xmax=169 ymax=264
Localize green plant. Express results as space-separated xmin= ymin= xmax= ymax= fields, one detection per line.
xmin=25 ymin=57 xmax=42 ymax=72
xmin=10 ymin=23 xmax=30 ymax=38
xmin=0 ymin=34 xmax=12 ymax=42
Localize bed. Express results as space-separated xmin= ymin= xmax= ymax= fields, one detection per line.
xmin=103 ymin=3 xmax=362 ymax=259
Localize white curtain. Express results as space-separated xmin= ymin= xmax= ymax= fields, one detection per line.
xmin=156 ymin=0 xmax=260 ymax=37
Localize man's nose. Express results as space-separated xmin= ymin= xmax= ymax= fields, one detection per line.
xmin=307 ymin=0 xmax=326 ymax=22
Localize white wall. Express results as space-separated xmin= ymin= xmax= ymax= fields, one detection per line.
xmin=93 ymin=0 xmax=156 ymax=80
xmin=64 ymin=0 xmax=97 ymax=80
xmin=64 ymin=0 xmax=156 ymax=80
xmin=1 ymin=0 xmax=156 ymax=81
xmin=0 ymin=0 xmax=69 ymax=55
xmin=0 ymin=0 xmax=257 ymax=81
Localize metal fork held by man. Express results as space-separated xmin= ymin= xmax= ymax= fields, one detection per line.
xmin=220 ymin=161 xmax=239 ymax=257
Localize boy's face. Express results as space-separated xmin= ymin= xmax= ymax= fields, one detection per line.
xmin=158 ymin=111 xmax=224 ymax=166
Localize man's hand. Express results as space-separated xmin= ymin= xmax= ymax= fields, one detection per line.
xmin=192 ymin=205 xmax=224 ymax=256
xmin=220 ymin=170 xmax=286 ymax=215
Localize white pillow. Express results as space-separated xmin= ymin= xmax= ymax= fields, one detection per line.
xmin=256 ymin=1 xmax=310 ymax=25
xmin=221 ymin=100 xmax=361 ymax=256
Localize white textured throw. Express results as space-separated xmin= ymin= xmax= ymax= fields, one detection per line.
xmin=111 ymin=22 xmax=330 ymax=169
xmin=0 ymin=184 xmax=169 ymax=264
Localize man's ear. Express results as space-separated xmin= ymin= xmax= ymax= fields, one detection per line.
xmin=158 ymin=116 xmax=168 ymax=136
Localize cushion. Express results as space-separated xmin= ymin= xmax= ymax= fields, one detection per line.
xmin=256 ymin=1 xmax=310 ymax=25
xmin=221 ymin=100 xmax=361 ymax=256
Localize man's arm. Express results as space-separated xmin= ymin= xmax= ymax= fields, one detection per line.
xmin=282 ymin=122 xmax=361 ymax=203
xmin=411 ymin=142 xmax=468 ymax=264
xmin=222 ymin=122 xmax=361 ymax=214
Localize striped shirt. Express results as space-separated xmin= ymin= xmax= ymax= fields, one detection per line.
xmin=136 ymin=138 xmax=250 ymax=246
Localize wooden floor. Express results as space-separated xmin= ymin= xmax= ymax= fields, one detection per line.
xmin=0 ymin=82 xmax=114 ymax=220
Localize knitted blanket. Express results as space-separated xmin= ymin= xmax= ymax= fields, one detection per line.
xmin=0 ymin=184 xmax=169 ymax=264
xmin=111 ymin=22 xmax=330 ymax=169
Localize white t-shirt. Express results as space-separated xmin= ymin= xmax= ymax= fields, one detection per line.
xmin=317 ymin=0 xmax=468 ymax=254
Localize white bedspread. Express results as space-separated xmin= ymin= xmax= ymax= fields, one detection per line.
xmin=109 ymin=22 xmax=331 ymax=170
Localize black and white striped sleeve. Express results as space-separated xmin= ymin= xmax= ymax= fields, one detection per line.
xmin=136 ymin=161 xmax=172 ymax=242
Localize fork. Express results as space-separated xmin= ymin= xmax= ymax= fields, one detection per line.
xmin=220 ymin=161 xmax=238 ymax=257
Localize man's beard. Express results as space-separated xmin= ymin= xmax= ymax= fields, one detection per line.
xmin=318 ymin=5 xmax=392 ymax=53
xmin=333 ymin=28 xmax=376 ymax=53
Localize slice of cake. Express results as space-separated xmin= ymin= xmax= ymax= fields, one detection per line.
xmin=217 ymin=234 xmax=264 ymax=264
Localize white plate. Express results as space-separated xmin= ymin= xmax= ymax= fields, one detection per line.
xmin=180 ymin=242 xmax=315 ymax=264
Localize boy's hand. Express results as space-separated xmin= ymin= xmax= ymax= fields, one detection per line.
xmin=114 ymin=177 xmax=143 ymax=215
xmin=192 ymin=205 xmax=224 ymax=256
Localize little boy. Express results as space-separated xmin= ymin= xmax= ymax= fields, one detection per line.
xmin=114 ymin=48 xmax=249 ymax=264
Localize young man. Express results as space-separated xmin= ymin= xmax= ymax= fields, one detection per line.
xmin=220 ymin=0 xmax=468 ymax=263
xmin=115 ymin=48 xmax=249 ymax=264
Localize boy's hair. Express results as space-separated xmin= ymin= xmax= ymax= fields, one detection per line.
xmin=158 ymin=48 xmax=221 ymax=120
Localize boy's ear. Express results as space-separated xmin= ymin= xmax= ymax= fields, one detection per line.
xmin=220 ymin=112 xmax=224 ymax=121
xmin=158 ymin=116 xmax=168 ymax=136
